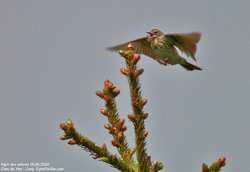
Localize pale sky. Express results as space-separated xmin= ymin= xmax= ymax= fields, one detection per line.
xmin=0 ymin=1 xmax=249 ymax=172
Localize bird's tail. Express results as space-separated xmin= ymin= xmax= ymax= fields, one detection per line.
xmin=181 ymin=61 xmax=202 ymax=71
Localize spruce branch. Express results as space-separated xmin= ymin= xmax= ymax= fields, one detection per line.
xmin=60 ymin=119 xmax=136 ymax=172
xmin=202 ymin=157 xmax=226 ymax=172
xmin=119 ymin=43 xmax=151 ymax=172
xmin=96 ymin=79 xmax=136 ymax=168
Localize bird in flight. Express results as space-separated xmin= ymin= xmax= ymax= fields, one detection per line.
xmin=107 ymin=29 xmax=202 ymax=71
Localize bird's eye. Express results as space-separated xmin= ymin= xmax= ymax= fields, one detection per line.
xmin=154 ymin=31 xmax=158 ymax=34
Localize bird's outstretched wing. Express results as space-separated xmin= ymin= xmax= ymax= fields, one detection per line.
xmin=165 ymin=32 xmax=201 ymax=61
xmin=106 ymin=37 xmax=158 ymax=60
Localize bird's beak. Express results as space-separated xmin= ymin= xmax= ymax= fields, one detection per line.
xmin=146 ymin=31 xmax=152 ymax=36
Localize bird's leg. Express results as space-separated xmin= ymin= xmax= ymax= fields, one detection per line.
xmin=163 ymin=58 xmax=169 ymax=65
xmin=157 ymin=60 xmax=167 ymax=66
xmin=157 ymin=58 xmax=169 ymax=66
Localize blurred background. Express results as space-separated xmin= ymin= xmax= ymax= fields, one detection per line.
xmin=0 ymin=0 xmax=249 ymax=172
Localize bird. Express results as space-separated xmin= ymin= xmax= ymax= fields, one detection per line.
xmin=106 ymin=29 xmax=202 ymax=71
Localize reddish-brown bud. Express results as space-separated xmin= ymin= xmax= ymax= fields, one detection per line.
xmin=144 ymin=131 xmax=149 ymax=138
xmin=68 ymin=140 xmax=77 ymax=145
xmin=137 ymin=68 xmax=144 ymax=76
xmin=104 ymin=95 xmax=112 ymax=104
xmin=127 ymin=114 xmax=137 ymax=122
xmin=140 ymin=99 xmax=148 ymax=107
xmin=111 ymin=140 xmax=119 ymax=147
xmin=113 ymin=89 xmax=120 ymax=96
xmin=109 ymin=130 xmax=114 ymax=134
xmin=117 ymin=131 xmax=124 ymax=141
xmin=217 ymin=156 xmax=226 ymax=167
xmin=117 ymin=118 xmax=125 ymax=128
xmin=128 ymin=147 xmax=136 ymax=157
xmin=104 ymin=123 xmax=111 ymax=130
xmin=152 ymin=161 xmax=164 ymax=171
xmin=112 ymin=154 xmax=118 ymax=161
xmin=95 ymin=91 xmax=104 ymax=98
xmin=60 ymin=135 xmax=69 ymax=140
xmin=104 ymin=80 xmax=115 ymax=90
xmin=60 ymin=123 xmax=67 ymax=131
xmin=126 ymin=43 xmax=134 ymax=51
xmin=104 ymin=79 xmax=110 ymax=85
xmin=69 ymin=125 xmax=75 ymax=133
xmin=121 ymin=151 xmax=128 ymax=159
xmin=128 ymin=70 xmax=135 ymax=77
xmin=120 ymin=68 xmax=129 ymax=76
xmin=79 ymin=138 xmax=85 ymax=144
xmin=113 ymin=126 xmax=118 ymax=134
xmin=102 ymin=143 xmax=107 ymax=151
xmin=143 ymin=113 xmax=149 ymax=119
xmin=132 ymin=54 xmax=140 ymax=64
xmin=202 ymin=163 xmax=209 ymax=172
xmin=121 ymin=125 xmax=127 ymax=131
xmin=100 ymin=109 xmax=109 ymax=117
xmin=132 ymin=99 xmax=138 ymax=108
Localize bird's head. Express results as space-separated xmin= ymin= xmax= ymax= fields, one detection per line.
xmin=146 ymin=29 xmax=164 ymax=40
